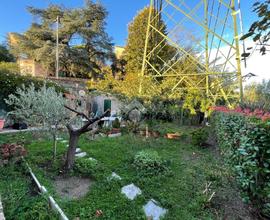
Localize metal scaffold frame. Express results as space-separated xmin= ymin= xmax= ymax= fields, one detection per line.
xmin=140 ymin=0 xmax=243 ymax=107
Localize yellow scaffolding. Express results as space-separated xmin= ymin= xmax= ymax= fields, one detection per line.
xmin=141 ymin=0 xmax=243 ymax=107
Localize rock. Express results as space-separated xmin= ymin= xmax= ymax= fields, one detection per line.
xmin=128 ymin=109 xmax=141 ymax=123
xmin=56 ymin=137 xmax=63 ymax=141
xmin=61 ymin=140 xmax=68 ymax=143
xmin=75 ymin=152 xmax=87 ymax=158
xmin=121 ymin=183 xmax=142 ymax=200
xmin=143 ymin=200 xmax=167 ymax=220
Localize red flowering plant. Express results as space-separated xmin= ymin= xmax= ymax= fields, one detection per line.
xmin=0 ymin=143 xmax=27 ymax=163
xmin=210 ymin=106 xmax=270 ymax=122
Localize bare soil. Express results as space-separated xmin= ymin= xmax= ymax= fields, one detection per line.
xmin=54 ymin=176 xmax=92 ymax=200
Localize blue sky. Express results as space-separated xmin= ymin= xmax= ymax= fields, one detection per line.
xmin=0 ymin=0 xmax=257 ymax=46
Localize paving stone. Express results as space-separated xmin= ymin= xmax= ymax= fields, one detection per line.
xmin=107 ymin=172 xmax=122 ymax=181
xmin=143 ymin=199 xmax=167 ymax=220
xmin=76 ymin=148 xmax=82 ymax=153
xmin=111 ymin=172 xmax=121 ymax=180
xmin=108 ymin=133 xmax=121 ymax=138
xmin=75 ymin=152 xmax=87 ymax=158
xmin=121 ymin=183 xmax=141 ymax=200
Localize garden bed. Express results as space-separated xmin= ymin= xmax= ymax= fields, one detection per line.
xmin=0 ymin=123 xmax=257 ymax=219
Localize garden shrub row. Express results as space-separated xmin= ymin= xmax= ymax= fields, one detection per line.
xmin=0 ymin=70 xmax=64 ymax=112
xmin=212 ymin=111 xmax=270 ymax=217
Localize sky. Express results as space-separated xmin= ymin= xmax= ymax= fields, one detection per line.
xmin=0 ymin=0 xmax=269 ymax=82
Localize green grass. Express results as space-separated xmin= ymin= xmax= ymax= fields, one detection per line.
xmin=0 ymin=124 xmax=241 ymax=220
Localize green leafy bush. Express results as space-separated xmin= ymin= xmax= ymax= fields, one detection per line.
xmin=112 ymin=118 xmax=120 ymax=128
xmin=191 ymin=128 xmax=208 ymax=146
xmin=212 ymin=112 xmax=270 ymax=217
xmin=133 ymin=150 xmax=169 ymax=176
xmin=74 ymin=157 xmax=102 ymax=177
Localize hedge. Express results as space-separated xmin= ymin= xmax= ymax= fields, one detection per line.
xmin=212 ymin=111 xmax=270 ymax=217
xmin=0 ymin=71 xmax=64 ymax=112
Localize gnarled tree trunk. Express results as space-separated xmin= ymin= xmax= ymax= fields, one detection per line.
xmin=65 ymin=130 xmax=79 ymax=170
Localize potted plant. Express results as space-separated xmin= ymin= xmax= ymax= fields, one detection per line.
xmin=111 ymin=118 xmax=121 ymax=134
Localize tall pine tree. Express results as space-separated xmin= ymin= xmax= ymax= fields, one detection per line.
xmin=124 ymin=7 xmax=174 ymax=74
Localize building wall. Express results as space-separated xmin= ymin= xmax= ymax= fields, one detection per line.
xmin=18 ymin=59 xmax=50 ymax=77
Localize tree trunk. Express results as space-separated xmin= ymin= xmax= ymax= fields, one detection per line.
xmin=65 ymin=131 xmax=79 ymax=170
xmin=64 ymin=106 xmax=110 ymax=171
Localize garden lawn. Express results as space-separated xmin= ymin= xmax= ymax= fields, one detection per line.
xmin=0 ymin=124 xmax=253 ymax=220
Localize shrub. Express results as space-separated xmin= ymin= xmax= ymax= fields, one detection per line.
xmin=191 ymin=128 xmax=208 ymax=146
xmin=74 ymin=157 xmax=100 ymax=177
xmin=133 ymin=150 xmax=169 ymax=176
xmin=112 ymin=118 xmax=120 ymax=128
xmin=212 ymin=111 xmax=270 ymax=217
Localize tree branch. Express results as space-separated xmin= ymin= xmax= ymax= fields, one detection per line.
xmin=65 ymin=105 xmax=110 ymax=134
xmin=78 ymin=109 xmax=110 ymax=133
xmin=64 ymin=105 xmax=91 ymax=121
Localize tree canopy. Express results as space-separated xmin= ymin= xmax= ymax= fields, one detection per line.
xmin=10 ymin=0 xmax=113 ymax=78
xmin=124 ymin=7 xmax=174 ymax=74
xmin=241 ymin=0 xmax=270 ymax=55
xmin=0 ymin=44 xmax=14 ymax=62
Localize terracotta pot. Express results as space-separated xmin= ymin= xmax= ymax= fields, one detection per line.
xmin=0 ymin=119 xmax=5 ymax=130
xmin=166 ymin=133 xmax=181 ymax=139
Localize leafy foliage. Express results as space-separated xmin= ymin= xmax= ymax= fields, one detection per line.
xmin=112 ymin=118 xmax=120 ymax=129
xmin=10 ymin=1 xmax=113 ymax=78
xmin=241 ymin=0 xmax=270 ymax=55
xmin=74 ymin=157 xmax=102 ymax=177
xmin=133 ymin=149 xmax=170 ymax=176
xmin=124 ymin=7 xmax=174 ymax=74
xmin=5 ymin=84 xmax=68 ymax=158
xmin=213 ymin=111 xmax=270 ymax=217
xmin=243 ymin=79 xmax=270 ymax=111
xmin=191 ymin=128 xmax=209 ymax=147
xmin=0 ymin=44 xmax=14 ymax=62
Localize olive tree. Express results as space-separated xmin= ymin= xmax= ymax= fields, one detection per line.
xmin=5 ymin=83 xmax=109 ymax=170
xmin=5 ymin=84 xmax=67 ymax=159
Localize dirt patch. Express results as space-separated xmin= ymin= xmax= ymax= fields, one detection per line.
xmin=210 ymin=180 xmax=258 ymax=220
xmin=54 ymin=176 xmax=92 ymax=200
